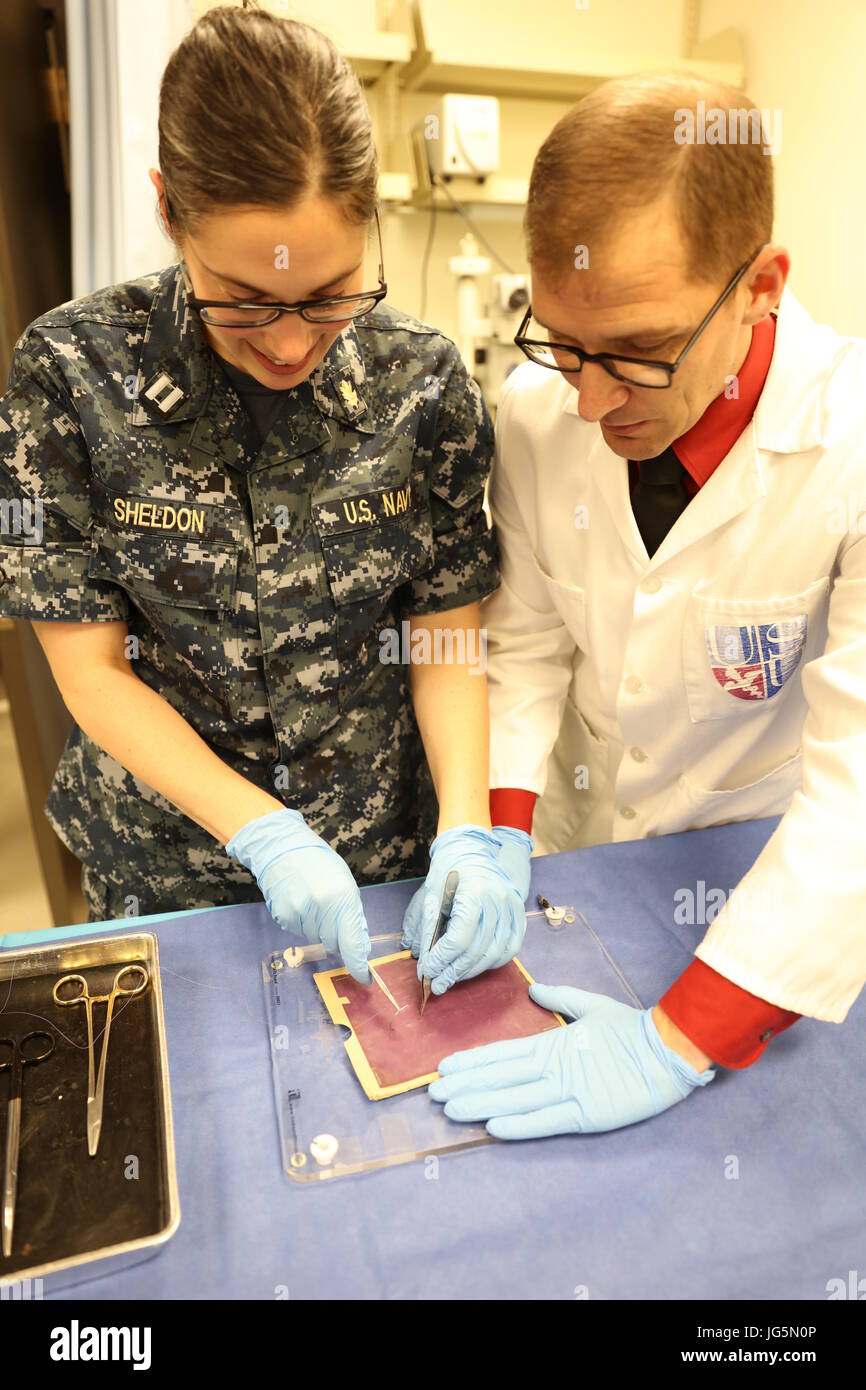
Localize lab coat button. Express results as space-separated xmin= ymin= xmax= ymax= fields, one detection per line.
xmin=625 ymin=675 xmax=646 ymax=694
xmin=641 ymin=576 xmax=662 ymax=594
xmin=619 ymin=805 xmax=638 ymax=819
xmin=630 ymin=746 xmax=648 ymax=762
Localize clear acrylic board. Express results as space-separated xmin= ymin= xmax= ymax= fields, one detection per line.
xmin=262 ymin=931 xmax=493 ymax=1182
xmin=262 ymin=904 xmax=642 ymax=1183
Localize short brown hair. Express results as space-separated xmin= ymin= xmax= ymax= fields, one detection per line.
xmin=157 ymin=3 xmax=378 ymax=236
xmin=525 ymin=73 xmax=774 ymax=287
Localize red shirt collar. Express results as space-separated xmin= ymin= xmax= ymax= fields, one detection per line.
xmin=673 ymin=313 xmax=776 ymax=487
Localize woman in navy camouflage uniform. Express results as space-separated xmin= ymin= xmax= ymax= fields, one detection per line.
xmin=0 ymin=4 xmax=532 ymax=988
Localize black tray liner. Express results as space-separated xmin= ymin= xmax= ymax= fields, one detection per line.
xmin=0 ymin=955 xmax=169 ymax=1277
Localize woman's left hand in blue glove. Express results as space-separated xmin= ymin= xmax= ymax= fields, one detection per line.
xmin=401 ymin=825 xmax=527 ymax=996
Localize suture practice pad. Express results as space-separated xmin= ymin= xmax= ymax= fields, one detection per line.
xmin=313 ymin=951 xmax=565 ymax=1100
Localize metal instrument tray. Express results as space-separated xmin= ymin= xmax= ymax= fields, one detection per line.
xmin=0 ymin=931 xmax=179 ymax=1293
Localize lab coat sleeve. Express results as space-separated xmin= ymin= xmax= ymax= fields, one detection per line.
xmin=691 ymin=526 xmax=866 ymax=1021
xmin=483 ymin=382 xmax=576 ymax=794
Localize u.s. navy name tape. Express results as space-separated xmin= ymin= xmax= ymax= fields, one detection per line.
xmin=312 ymin=481 xmax=415 ymax=536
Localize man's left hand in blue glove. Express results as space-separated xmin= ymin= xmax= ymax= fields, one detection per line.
xmin=429 ymin=985 xmax=716 ymax=1136
xmin=401 ymin=824 xmax=530 ymax=996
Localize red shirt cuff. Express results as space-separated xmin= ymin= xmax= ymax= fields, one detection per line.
xmin=660 ymin=958 xmax=801 ymax=1069
xmin=489 ymin=788 xmax=537 ymax=835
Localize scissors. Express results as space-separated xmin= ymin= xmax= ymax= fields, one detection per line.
xmin=1 ymin=1030 xmax=56 ymax=1258
xmin=52 ymin=965 xmax=149 ymax=1157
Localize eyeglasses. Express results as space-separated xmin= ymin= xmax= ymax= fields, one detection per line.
xmin=174 ymin=203 xmax=387 ymax=328
xmin=514 ymin=246 xmax=767 ymax=388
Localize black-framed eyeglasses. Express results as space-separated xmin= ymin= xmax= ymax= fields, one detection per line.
xmin=175 ymin=203 xmax=387 ymax=328
xmin=514 ymin=245 xmax=767 ymax=388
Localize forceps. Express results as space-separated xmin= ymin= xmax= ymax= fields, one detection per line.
xmin=52 ymin=965 xmax=149 ymax=1157
xmin=1 ymin=1030 xmax=56 ymax=1257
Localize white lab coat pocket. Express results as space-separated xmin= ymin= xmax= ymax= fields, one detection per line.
xmin=533 ymin=693 xmax=610 ymax=852
xmin=682 ymin=576 xmax=830 ymax=723
xmin=662 ymin=750 xmax=803 ymax=833
xmin=529 ymin=552 xmax=588 ymax=652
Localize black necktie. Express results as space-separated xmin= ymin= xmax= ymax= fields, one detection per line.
xmin=630 ymin=447 xmax=692 ymax=558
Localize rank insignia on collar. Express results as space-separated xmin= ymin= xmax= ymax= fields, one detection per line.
xmin=338 ymin=378 xmax=361 ymax=413
xmin=142 ymin=371 xmax=186 ymax=416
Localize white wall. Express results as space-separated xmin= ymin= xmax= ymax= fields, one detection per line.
xmin=114 ymin=0 xmax=194 ymax=281
xmin=697 ymin=0 xmax=866 ymax=336
xmin=67 ymin=0 xmax=192 ymax=295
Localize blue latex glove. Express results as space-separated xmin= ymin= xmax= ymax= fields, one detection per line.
xmin=225 ymin=808 xmax=371 ymax=982
xmin=429 ymin=984 xmax=716 ymax=1137
xmin=400 ymin=825 xmax=526 ymax=995
xmin=401 ymin=824 xmax=533 ymax=953
xmin=491 ymin=825 xmax=532 ymax=901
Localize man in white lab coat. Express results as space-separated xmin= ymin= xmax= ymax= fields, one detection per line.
xmin=428 ymin=74 xmax=866 ymax=1139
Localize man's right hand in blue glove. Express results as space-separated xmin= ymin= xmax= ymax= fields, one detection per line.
xmin=429 ymin=984 xmax=716 ymax=1137
xmin=225 ymin=808 xmax=371 ymax=982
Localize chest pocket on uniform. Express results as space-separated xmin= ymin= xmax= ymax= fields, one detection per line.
xmin=313 ymin=498 xmax=435 ymax=699
xmin=88 ymin=525 xmax=241 ymax=709
xmin=88 ymin=526 xmax=239 ymax=611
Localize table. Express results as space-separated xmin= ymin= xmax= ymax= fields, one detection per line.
xmin=2 ymin=816 xmax=863 ymax=1300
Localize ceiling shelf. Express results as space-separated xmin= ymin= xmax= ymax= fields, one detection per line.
xmin=399 ymin=1 xmax=744 ymax=100
xmin=401 ymin=50 xmax=744 ymax=102
xmin=349 ymin=31 xmax=412 ymax=81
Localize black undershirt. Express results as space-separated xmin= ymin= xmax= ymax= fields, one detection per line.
xmin=215 ymin=354 xmax=288 ymax=445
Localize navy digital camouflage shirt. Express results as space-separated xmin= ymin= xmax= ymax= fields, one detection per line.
xmin=0 ymin=262 xmax=499 ymax=914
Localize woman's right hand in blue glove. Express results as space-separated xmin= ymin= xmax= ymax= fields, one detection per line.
xmin=225 ymin=808 xmax=371 ymax=982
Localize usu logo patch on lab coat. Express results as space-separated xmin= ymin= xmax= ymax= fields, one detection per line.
xmin=705 ymin=616 xmax=808 ymax=700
